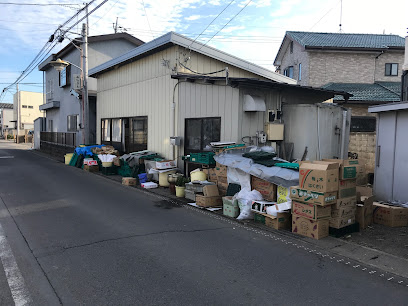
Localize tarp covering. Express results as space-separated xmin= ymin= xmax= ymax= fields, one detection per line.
xmin=75 ymin=145 xmax=105 ymax=156
xmin=214 ymin=150 xmax=299 ymax=188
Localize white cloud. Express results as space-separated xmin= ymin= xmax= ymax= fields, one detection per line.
xmin=208 ymin=0 xmax=222 ymax=5
xmin=270 ymin=0 xmax=301 ymax=17
xmin=185 ymin=15 xmax=202 ymax=21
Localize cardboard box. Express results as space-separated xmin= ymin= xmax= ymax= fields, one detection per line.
xmin=277 ymin=185 xmax=290 ymax=204
xmin=203 ymin=168 xmax=218 ymax=183
xmin=223 ymin=197 xmax=239 ymax=218
xmin=215 ymin=162 xmax=227 ymax=177
xmin=331 ymin=205 xmax=356 ymax=219
xmin=122 ymin=177 xmax=137 ymax=186
xmin=323 ymin=159 xmax=360 ymax=180
xmin=251 ymin=200 xmax=277 ymax=214
xmin=185 ymin=189 xmax=196 ymax=201
xmin=83 ymin=164 xmax=99 ymax=172
xmin=356 ymin=186 xmax=373 ymax=198
xmin=292 ymin=201 xmax=331 ymax=220
xmin=156 ymin=160 xmax=177 ymax=170
xmin=141 ymin=182 xmax=158 ymax=189
xmin=251 ymin=176 xmax=277 ymax=201
xmin=356 ymin=199 xmax=374 ymax=230
xmin=113 ymin=157 xmax=121 ymax=167
xmin=330 ymin=216 xmax=355 ymax=229
xmin=292 ymin=216 xmax=329 ymax=240
xmin=333 ymin=196 xmax=357 ymax=209
xmin=373 ymin=203 xmax=408 ymax=227
xmin=217 ymin=175 xmax=228 ymax=185
xmin=338 ymin=179 xmax=356 ymax=199
xmin=299 ymin=161 xmax=339 ymax=192
xmin=254 ymin=212 xmax=291 ymax=230
xmin=290 ymin=186 xmax=337 ymax=206
xmin=196 ymin=185 xmax=222 ymax=207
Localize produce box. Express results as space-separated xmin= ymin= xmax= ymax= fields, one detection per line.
xmin=122 ymin=177 xmax=137 ymax=186
xmin=254 ymin=212 xmax=291 ymax=230
xmin=292 ymin=216 xmax=329 ymax=240
xmin=355 ymin=187 xmax=374 ymax=230
xmin=338 ymin=179 xmax=357 ymax=199
xmin=155 ymin=160 xmax=177 ymax=170
xmin=373 ymin=203 xmax=408 ymax=227
xmin=203 ymin=168 xmax=218 ymax=183
xmin=277 ymin=185 xmax=291 ymax=204
xmin=222 ymin=196 xmax=239 ymax=218
xmin=330 ymin=216 xmax=356 ymax=229
xmin=290 ymin=186 xmax=337 ymax=206
xmin=331 ymin=205 xmax=356 ymax=219
xmin=292 ymin=201 xmax=331 ymax=220
xmin=190 ymin=152 xmax=215 ymax=165
xmin=299 ymin=161 xmax=339 ymax=192
xmin=251 ymin=200 xmax=276 ymax=214
xmin=185 ymin=189 xmax=196 ymax=201
xmin=251 ymin=176 xmax=277 ymax=201
xmin=214 ymin=162 xmax=227 ymax=177
xmin=185 ymin=182 xmax=216 ymax=193
xmin=333 ymin=197 xmax=357 ymax=210
xmin=196 ymin=185 xmax=222 ymax=207
xmin=322 ymin=159 xmax=360 ymax=180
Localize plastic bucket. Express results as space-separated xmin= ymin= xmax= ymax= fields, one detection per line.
xmin=102 ymin=162 xmax=113 ymax=167
xmin=190 ymin=170 xmax=207 ymax=182
xmin=138 ymin=173 xmax=148 ymax=184
xmin=65 ymin=153 xmax=74 ymax=165
xmin=175 ymin=186 xmax=186 ymax=198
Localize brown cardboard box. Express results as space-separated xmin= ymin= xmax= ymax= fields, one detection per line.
xmin=330 ymin=216 xmax=356 ymax=229
xmin=292 ymin=201 xmax=331 ymax=220
xmin=204 ymin=168 xmax=218 ymax=183
xmin=122 ymin=177 xmax=137 ymax=186
xmin=373 ymin=203 xmax=408 ymax=227
xmin=331 ymin=205 xmax=356 ymax=219
xmin=338 ymin=179 xmax=357 ymax=199
xmin=355 ymin=187 xmax=374 ymax=229
xmin=217 ymin=176 xmax=228 ymax=185
xmin=299 ymin=161 xmax=339 ymax=192
xmin=356 ymin=186 xmax=373 ymax=198
xmin=292 ymin=216 xmax=329 ymax=240
xmin=196 ymin=185 xmax=222 ymax=207
xmin=113 ymin=157 xmax=121 ymax=167
xmin=290 ymin=186 xmax=337 ymax=206
xmin=83 ymin=164 xmax=99 ymax=172
xmin=254 ymin=212 xmax=291 ymax=230
xmin=333 ymin=197 xmax=357 ymax=209
xmin=322 ymin=159 xmax=360 ymax=180
xmin=251 ymin=176 xmax=277 ymax=201
xmin=215 ymin=162 xmax=227 ymax=177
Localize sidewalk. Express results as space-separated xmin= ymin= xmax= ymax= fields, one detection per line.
xmin=27 ymin=148 xmax=408 ymax=279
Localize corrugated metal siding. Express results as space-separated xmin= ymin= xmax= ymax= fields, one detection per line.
xmin=97 ymin=45 xmax=275 ymax=159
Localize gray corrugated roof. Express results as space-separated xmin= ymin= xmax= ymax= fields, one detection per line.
xmin=0 ymin=103 xmax=13 ymax=109
xmin=322 ymin=82 xmax=401 ymax=103
xmin=89 ymin=32 xmax=296 ymax=84
xmin=287 ymin=31 xmax=405 ymax=49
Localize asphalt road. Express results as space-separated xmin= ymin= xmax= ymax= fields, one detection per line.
xmin=0 ymin=140 xmax=407 ymax=305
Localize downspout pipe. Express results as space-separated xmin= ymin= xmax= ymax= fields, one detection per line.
xmin=171 ymin=80 xmax=186 ymax=160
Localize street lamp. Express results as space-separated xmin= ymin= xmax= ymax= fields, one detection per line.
xmin=49 ymin=58 xmax=82 ymax=72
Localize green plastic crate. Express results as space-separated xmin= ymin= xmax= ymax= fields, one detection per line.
xmin=190 ymin=152 xmax=215 ymax=165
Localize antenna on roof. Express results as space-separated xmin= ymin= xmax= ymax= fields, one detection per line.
xmin=339 ymin=0 xmax=343 ymax=33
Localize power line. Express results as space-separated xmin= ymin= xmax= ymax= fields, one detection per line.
xmin=140 ymin=0 xmax=155 ymax=40
xmin=91 ymin=0 xmax=120 ymax=28
xmin=0 ymin=2 xmax=80 ymax=6
xmin=188 ymin=0 xmax=235 ymax=49
xmin=199 ymin=0 xmax=253 ymax=50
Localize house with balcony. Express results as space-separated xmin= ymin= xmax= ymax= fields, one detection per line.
xmin=38 ymin=33 xmax=144 ymax=150
xmin=274 ymin=31 xmax=405 ymax=181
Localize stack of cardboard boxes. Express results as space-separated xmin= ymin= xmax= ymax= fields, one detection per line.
xmin=204 ymin=163 xmax=228 ymax=196
xmin=290 ymin=161 xmax=340 ymax=239
xmin=324 ymin=159 xmax=359 ymax=231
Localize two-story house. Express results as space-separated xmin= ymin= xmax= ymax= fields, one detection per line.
xmin=274 ymin=31 xmax=405 ymax=179
xmin=38 ymin=33 xmax=143 ymax=147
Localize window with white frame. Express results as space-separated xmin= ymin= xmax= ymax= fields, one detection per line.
xmin=67 ymin=114 xmax=79 ymax=132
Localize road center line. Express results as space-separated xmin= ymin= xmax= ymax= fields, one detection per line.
xmin=0 ymin=223 xmax=31 ymax=306
xmin=0 ymin=156 xmax=14 ymax=159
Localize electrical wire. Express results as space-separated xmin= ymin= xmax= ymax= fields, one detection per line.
xmin=199 ymin=0 xmax=252 ymax=50
xmin=187 ymin=0 xmax=235 ymax=50
xmin=140 ymin=0 xmax=155 ymax=40
xmin=91 ymin=0 xmax=120 ymax=28
xmin=179 ymin=62 xmax=227 ymax=76
xmin=0 ymin=2 xmax=80 ymax=6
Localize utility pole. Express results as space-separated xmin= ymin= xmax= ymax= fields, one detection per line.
xmin=82 ymin=4 xmax=90 ymax=145
xmin=114 ymin=17 xmax=118 ymax=33
xmin=16 ymin=83 xmax=19 ymax=139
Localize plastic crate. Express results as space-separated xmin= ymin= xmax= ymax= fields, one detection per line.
xmin=190 ymin=152 xmax=215 ymax=165
xmin=101 ymin=166 xmax=118 ymax=176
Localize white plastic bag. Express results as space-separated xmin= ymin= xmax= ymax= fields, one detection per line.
xmin=265 ymin=201 xmax=291 ymax=217
xmin=235 ymin=188 xmax=263 ymax=220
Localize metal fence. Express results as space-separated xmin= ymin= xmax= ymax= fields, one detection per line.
xmin=40 ymin=132 xmax=76 ymax=159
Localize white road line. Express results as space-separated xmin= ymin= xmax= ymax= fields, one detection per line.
xmin=0 ymin=156 xmax=14 ymax=159
xmin=0 ymin=223 xmax=31 ymax=306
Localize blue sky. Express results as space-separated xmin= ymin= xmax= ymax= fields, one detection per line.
xmin=0 ymin=0 xmax=407 ymax=104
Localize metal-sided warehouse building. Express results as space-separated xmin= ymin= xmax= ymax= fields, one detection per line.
xmin=89 ymin=32 xmax=350 ymax=169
